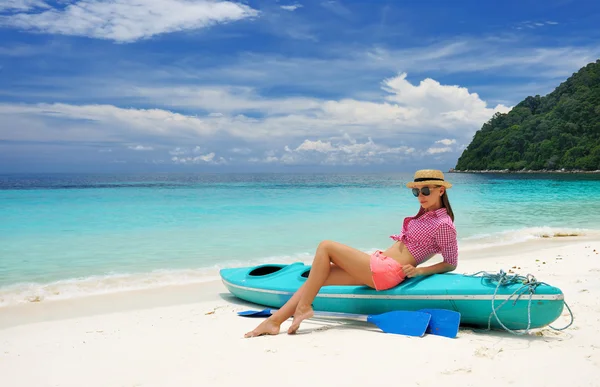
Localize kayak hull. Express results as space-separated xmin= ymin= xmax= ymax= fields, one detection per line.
xmin=220 ymin=262 xmax=566 ymax=330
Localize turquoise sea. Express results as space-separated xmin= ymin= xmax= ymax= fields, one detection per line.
xmin=1 ymin=172 xmax=600 ymax=306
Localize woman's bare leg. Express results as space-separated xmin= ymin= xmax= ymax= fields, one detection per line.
xmin=243 ymin=260 xmax=371 ymax=338
xmin=288 ymin=240 xmax=374 ymax=334
xmin=243 ymin=283 xmax=307 ymax=338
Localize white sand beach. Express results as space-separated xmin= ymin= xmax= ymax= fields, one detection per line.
xmin=1 ymin=238 xmax=600 ymax=387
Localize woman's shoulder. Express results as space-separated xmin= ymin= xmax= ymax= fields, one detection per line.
xmin=431 ymin=207 xmax=453 ymax=221
xmin=434 ymin=217 xmax=457 ymax=242
xmin=432 ymin=209 xmax=456 ymax=231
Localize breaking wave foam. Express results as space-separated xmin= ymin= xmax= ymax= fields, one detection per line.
xmin=1 ymin=226 xmax=597 ymax=308
xmin=0 ymin=252 xmax=313 ymax=308
xmin=459 ymin=226 xmax=597 ymax=251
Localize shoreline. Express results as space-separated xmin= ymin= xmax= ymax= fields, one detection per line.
xmin=449 ymin=169 xmax=600 ymax=174
xmin=0 ymin=236 xmax=597 ymax=329
xmin=1 ymin=234 xmax=598 ymax=319
xmin=1 ymin=238 xmax=600 ymax=386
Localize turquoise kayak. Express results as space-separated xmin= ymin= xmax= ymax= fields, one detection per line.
xmin=220 ymin=262 xmax=566 ymax=330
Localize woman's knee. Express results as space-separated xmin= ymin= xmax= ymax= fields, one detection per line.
xmin=317 ymin=239 xmax=336 ymax=252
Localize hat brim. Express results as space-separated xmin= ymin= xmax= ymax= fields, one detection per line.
xmin=406 ymin=180 xmax=452 ymax=189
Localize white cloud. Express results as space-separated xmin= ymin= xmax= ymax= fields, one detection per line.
xmin=1 ymin=0 xmax=259 ymax=43
xmin=320 ymin=98 xmax=421 ymax=126
xmin=0 ymin=41 xmax=67 ymax=57
xmin=0 ymin=0 xmax=49 ymax=11
xmin=132 ymin=85 xmax=321 ymax=114
xmin=0 ymin=103 xmax=220 ymax=142
xmin=128 ymin=72 xmax=509 ymax=138
xmin=105 ymin=39 xmax=599 ymax=110
xmin=12 ymin=38 xmax=596 ymax=107
xmin=425 ymin=139 xmax=458 ymax=155
xmin=281 ymin=4 xmax=302 ymax=11
xmin=230 ymin=147 xmax=252 ymax=154
xmin=436 ymin=139 xmax=456 ymax=146
xmin=169 ymin=147 xmax=188 ymax=156
xmin=248 ymin=155 xmax=279 ymax=164
xmin=320 ymin=0 xmax=352 ymax=19
xmin=426 ymin=147 xmax=452 ymax=154
xmin=514 ymin=20 xmax=560 ymax=31
xmin=294 ymin=139 xmax=336 ymax=153
xmin=363 ymin=40 xmax=600 ymax=80
xmin=168 ymin=146 xmax=206 ymax=156
xmin=275 ymin=137 xmax=415 ymax=166
xmin=0 ymin=72 xmax=509 ymax=166
xmin=380 ymin=73 xmax=510 ymax=129
xmin=172 ymin=152 xmax=227 ymax=165
xmin=128 ymin=145 xmax=154 ymax=151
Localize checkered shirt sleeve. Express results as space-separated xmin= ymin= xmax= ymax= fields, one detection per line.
xmin=435 ymin=223 xmax=458 ymax=266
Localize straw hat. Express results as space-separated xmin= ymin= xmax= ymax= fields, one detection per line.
xmin=406 ymin=169 xmax=453 ymax=189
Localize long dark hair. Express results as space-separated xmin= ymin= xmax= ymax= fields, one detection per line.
xmin=440 ymin=189 xmax=454 ymax=222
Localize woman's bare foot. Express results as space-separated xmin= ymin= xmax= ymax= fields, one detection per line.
xmin=244 ymin=318 xmax=281 ymax=338
xmin=287 ymin=304 xmax=314 ymax=334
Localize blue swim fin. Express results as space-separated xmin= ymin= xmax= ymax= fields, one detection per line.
xmin=237 ymin=308 xmax=459 ymax=338
xmin=237 ymin=308 xmax=431 ymax=337
xmin=418 ymin=308 xmax=461 ymax=338
xmin=237 ymin=308 xmax=273 ymax=317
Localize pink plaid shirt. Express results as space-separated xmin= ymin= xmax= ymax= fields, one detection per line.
xmin=389 ymin=207 xmax=458 ymax=267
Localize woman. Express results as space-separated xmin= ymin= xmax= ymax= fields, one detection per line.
xmin=244 ymin=169 xmax=458 ymax=338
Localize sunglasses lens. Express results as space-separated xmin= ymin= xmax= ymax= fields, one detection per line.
xmin=412 ymin=187 xmax=432 ymax=197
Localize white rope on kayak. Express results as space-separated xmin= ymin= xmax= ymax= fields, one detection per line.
xmin=466 ymin=269 xmax=574 ymax=335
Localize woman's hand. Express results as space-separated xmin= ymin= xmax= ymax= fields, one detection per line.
xmin=403 ymin=262 xmax=456 ymax=277
xmin=402 ymin=265 xmax=422 ymax=278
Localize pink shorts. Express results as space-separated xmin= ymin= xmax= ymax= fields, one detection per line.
xmin=369 ymin=250 xmax=406 ymax=291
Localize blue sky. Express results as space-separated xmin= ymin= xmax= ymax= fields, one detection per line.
xmin=0 ymin=0 xmax=599 ymax=173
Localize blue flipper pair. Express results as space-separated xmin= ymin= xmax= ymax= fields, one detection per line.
xmin=237 ymin=308 xmax=460 ymax=338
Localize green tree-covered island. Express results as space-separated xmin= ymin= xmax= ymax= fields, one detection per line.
xmin=454 ymin=59 xmax=600 ymax=173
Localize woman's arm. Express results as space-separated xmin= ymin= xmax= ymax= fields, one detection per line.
xmin=402 ymin=262 xmax=456 ymax=277
xmin=403 ymin=223 xmax=459 ymax=277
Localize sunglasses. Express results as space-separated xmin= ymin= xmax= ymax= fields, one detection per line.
xmin=412 ymin=187 xmax=437 ymax=197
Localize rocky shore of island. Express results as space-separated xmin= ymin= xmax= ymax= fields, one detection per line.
xmin=448 ymin=168 xmax=600 ymax=174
